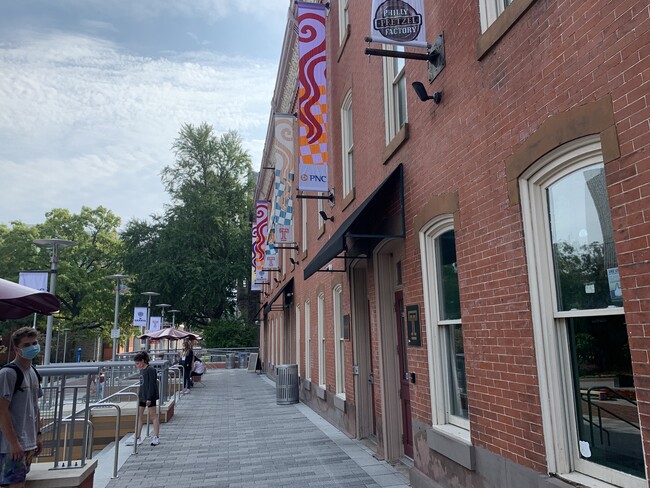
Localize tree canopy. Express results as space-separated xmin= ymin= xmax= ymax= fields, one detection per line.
xmin=122 ymin=124 xmax=255 ymax=333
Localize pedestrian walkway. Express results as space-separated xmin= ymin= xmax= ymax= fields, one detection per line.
xmin=103 ymin=368 xmax=410 ymax=488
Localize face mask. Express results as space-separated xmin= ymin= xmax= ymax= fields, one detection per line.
xmin=20 ymin=344 xmax=41 ymax=360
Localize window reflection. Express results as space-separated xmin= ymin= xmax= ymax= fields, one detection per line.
xmin=547 ymin=164 xmax=620 ymax=311
xmin=569 ymin=316 xmax=642 ymax=478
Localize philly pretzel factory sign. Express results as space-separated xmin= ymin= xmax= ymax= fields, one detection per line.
xmin=369 ymin=0 xmax=427 ymax=48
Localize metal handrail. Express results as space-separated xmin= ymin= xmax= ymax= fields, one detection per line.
xmin=87 ymin=403 xmax=122 ymax=479
xmin=167 ymin=367 xmax=179 ymax=401
xmin=583 ymin=386 xmax=639 ymax=448
xmin=94 ymin=387 xmax=141 ymax=455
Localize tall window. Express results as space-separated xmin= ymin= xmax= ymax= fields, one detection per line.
xmin=382 ymin=45 xmax=407 ymax=143
xmin=302 ymin=198 xmax=308 ymax=252
xmin=305 ymin=299 xmax=311 ymax=382
xmin=318 ymin=292 xmax=326 ymax=387
xmin=333 ymin=285 xmax=346 ymax=396
xmin=295 ymin=304 xmax=301 ymax=375
xmin=341 ymin=91 xmax=354 ymax=198
xmin=338 ymin=0 xmax=350 ymax=44
xmin=420 ymin=217 xmax=469 ymax=430
xmin=479 ymin=0 xmax=514 ymax=32
xmin=520 ymin=136 xmax=643 ymax=486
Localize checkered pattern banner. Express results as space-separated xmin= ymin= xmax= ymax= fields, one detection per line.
xmin=270 ymin=114 xmax=295 ymax=243
xmin=297 ymin=2 xmax=328 ymax=192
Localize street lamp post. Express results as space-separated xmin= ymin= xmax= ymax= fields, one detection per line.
xmin=141 ymin=292 xmax=160 ymax=351
xmin=107 ymin=274 xmax=129 ymax=362
xmin=169 ymin=309 xmax=180 ymax=328
xmin=34 ymin=238 xmax=77 ymax=365
xmin=62 ymin=328 xmax=70 ymax=363
xmin=156 ymin=304 xmax=171 ymax=328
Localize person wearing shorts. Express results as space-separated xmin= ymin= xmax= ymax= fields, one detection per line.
xmin=0 ymin=327 xmax=43 ymax=487
xmin=133 ymin=351 xmax=160 ymax=446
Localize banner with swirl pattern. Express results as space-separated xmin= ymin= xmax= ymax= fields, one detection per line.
xmin=270 ymin=114 xmax=295 ymax=244
xmin=297 ymin=2 xmax=328 ymax=192
xmin=252 ymin=200 xmax=270 ymax=290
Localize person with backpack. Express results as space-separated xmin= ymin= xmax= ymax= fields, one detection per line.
xmin=0 ymin=327 xmax=43 ymax=487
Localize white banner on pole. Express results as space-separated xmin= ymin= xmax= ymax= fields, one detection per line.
xmin=133 ymin=307 xmax=148 ymax=327
xmin=19 ymin=271 xmax=49 ymax=291
xmin=149 ymin=316 xmax=162 ymax=332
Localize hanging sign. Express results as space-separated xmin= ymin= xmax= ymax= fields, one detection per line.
xmin=133 ymin=306 xmax=148 ymax=327
xmin=19 ymin=271 xmax=49 ymax=291
xmin=149 ymin=316 xmax=162 ymax=332
xmin=369 ymin=0 xmax=427 ymax=48
xmin=271 ymin=114 xmax=295 ymax=244
xmin=297 ymin=2 xmax=329 ymax=192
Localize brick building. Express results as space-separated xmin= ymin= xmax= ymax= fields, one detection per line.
xmin=254 ymin=1 xmax=650 ymax=487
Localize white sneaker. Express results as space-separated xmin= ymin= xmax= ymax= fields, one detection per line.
xmin=151 ymin=435 xmax=159 ymax=446
xmin=137 ymin=437 xmax=144 ymax=446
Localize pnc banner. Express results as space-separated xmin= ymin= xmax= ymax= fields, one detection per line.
xmin=369 ymin=0 xmax=427 ymax=48
xmin=297 ymin=2 xmax=328 ymax=192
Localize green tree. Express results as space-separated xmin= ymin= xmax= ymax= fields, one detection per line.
xmin=123 ymin=124 xmax=254 ymax=336
xmin=202 ymin=318 xmax=258 ymax=348
xmin=0 ymin=207 xmax=129 ymax=348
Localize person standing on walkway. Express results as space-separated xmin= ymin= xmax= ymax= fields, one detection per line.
xmin=0 ymin=327 xmax=43 ymax=488
xmin=133 ymin=351 xmax=160 ymax=446
xmin=180 ymin=341 xmax=194 ymax=394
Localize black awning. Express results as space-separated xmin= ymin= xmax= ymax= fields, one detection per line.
xmin=263 ymin=278 xmax=294 ymax=315
xmin=304 ymin=164 xmax=405 ymax=280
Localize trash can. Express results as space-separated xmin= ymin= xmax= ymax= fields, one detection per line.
xmin=276 ymin=364 xmax=299 ymax=405
xmin=225 ymin=353 xmax=236 ymax=369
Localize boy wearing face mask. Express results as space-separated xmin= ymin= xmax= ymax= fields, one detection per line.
xmin=0 ymin=327 xmax=43 ymax=488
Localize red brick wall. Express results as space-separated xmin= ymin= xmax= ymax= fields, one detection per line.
xmin=260 ymin=0 xmax=649 ymax=477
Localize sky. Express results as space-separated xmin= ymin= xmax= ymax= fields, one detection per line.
xmin=0 ymin=0 xmax=291 ymax=226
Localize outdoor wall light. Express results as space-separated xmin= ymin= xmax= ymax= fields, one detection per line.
xmin=319 ymin=210 xmax=334 ymax=222
xmin=411 ymin=82 xmax=442 ymax=104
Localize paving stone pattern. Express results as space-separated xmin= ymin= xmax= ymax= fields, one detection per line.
xmin=105 ymin=369 xmax=410 ymax=488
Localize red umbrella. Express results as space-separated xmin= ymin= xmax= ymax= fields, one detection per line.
xmin=139 ymin=327 xmax=201 ymax=341
xmin=0 ymin=277 xmax=61 ymax=320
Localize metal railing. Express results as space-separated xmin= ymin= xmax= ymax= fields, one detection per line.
xmin=583 ymin=386 xmax=639 ymax=447
xmin=36 ymin=360 xmax=177 ymax=477
xmin=37 ymin=365 xmax=99 ymax=469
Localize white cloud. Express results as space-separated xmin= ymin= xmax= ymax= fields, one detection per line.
xmin=0 ymin=30 xmax=278 ymax=224
xmin=56 ymin=0 xmax=290 ymax=23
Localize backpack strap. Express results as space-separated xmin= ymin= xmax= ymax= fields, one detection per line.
xmin=1 ymin=363 xmax=25 ymax=394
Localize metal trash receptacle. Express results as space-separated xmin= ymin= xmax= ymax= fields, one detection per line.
xmin=276 ymin=364 xmax=299 ymax=405
xmin=225 ymin=353 xmax=236 ymax=369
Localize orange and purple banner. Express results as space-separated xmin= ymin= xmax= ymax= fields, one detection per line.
xmin=252 ymin=200 xmax=270 ymax=290
xmin=297 ymin=2 xmax=328 ymax=192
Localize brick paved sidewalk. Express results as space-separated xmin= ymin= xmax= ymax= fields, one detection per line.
xmin=104 ymin=369 xmax=410 ymax=488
